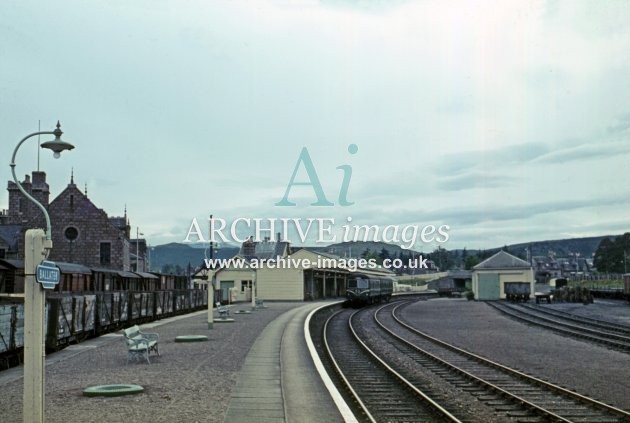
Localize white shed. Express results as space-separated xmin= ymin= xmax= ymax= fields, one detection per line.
xmin=472 ymin=251 xmax=534 ymax=300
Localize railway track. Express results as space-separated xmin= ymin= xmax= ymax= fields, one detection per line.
xmin=487 ymin=301 xmax=630 ymax=353
xmin=518 ymin=303 xmax=630 ymax=333
xmin=322 ymin=307 xmax=461 ymax=422
xmin=379 ymin=301 xmax=630 ymax=423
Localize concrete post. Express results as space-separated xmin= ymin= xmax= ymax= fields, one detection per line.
xmin=23 ymin=228 xmax=48 ymax=423
xmin=251 ymin=272 xmax=256 ymax=310
xmin=208 ymin=275 xmax=215 ymax=329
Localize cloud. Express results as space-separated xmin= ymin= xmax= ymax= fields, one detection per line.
xmin=3 ymin=1 xmax=630 ymax=251
xmin=432 ymin=114 xmax=630 ymax=184
xmin=607 ymin=113 xmax=630 ymax=135
xmin=532 ymin=138 xmax=630 ymax=163
xmin=436 ymin=172 xmax=519 ymax=192
xmin=433 ymin=142 xmax=551 ymax=176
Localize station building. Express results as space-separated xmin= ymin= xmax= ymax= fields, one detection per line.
xmin=201 ymin=237 xmax=394 ymax=302
xmin=0 ymin=171 xmax=146 ymax=272
xmin=472 ymin=250 xmax=534 ymax=300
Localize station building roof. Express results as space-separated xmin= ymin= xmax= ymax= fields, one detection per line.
xmin=473 ymin=251 xmax=532 ymax=270
xmin=0 ymin=259 xmax=24 ymax=269
xmin=135 ymin=271 xmax=158 ymax=279
xmin=55 ymin=262 xmax=92 ymax=275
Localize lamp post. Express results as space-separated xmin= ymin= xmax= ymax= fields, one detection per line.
xmin=207 ymin=214 xmax=220 ymax=329
xmin=10 ymin=121 xmax=74 ymax=423
xmin=251 ymin=270 xmax=257 ymax=310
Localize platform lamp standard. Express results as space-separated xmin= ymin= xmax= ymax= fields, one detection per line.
xmin=251 ymin=270 xmax=257 ymax=310
xmin=206 ymin=265 xmax=215 ymax=329
xmin=207 ymin=214 xmax=217 ymax=329
xmin=10 ymin=121 xmax=75 ymax=423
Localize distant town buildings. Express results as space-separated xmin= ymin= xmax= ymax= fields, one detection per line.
xmin=532 ymin=254 xmax=594 ymax=282
xmin=0 ymin=171 xmax=146 ymax=271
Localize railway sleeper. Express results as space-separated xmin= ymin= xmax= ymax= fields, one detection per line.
xmin=494 ymin=405 xmax=526 ymax=411
xmin=477 ymin=395 xmax=503 ymax=401
xmin=506 ymin=410 xmax=535 ymax=417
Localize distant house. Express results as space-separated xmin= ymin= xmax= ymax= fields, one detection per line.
xmin=472 ymin=250 xmax=534 ymax=300
xmin=0 ymin=224 xmax=21 ymax=260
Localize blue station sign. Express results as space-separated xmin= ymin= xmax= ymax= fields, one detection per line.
xmin=36 ymin=260 xmax=60 ymax=289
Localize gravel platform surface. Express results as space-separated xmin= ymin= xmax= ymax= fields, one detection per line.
xmin=0 ymin=303 xmax=303 ymax=423
xmin=399 ymin=298 xmax=630 ymax=411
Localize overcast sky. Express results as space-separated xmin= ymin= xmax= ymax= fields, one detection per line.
xmin=2 ymin=0 xmax=629 ymax=252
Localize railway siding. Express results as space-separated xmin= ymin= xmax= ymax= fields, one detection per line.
xmin=397 ymin=298 xmax=630 ymax=411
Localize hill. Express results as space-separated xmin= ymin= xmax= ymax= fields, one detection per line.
xmin=148 ymin=243 xmax=239 ymax=273
xmin=502 ymin=235 xmax=613 ymax=259
xmin=306 ymin=241 xmax=424 ymax=258
xmin=148 ymin=234 xmax=619 ymax=273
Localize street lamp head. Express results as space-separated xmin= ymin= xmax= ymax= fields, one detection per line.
xmin=40 ymin=121 xmax=74 ymax=159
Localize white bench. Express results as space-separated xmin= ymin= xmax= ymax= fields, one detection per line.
xmin=215 ymin=302 xmax=230 ymax=318
xmin=122 ymin=325 xmax=159 ymax=364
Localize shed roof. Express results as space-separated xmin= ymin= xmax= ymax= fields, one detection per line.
xmin=473 ymin=250 xmax=532 ymax=270
xmin=135 ymin=271 xmax=158 ymax=279
xmin=0 ymin=259 xmax=24 ymax=269
xmin=447 ymin=270 xmax=473 ymax=279
xmin=55 ymin=262 xmax=92 ymax=275
xmin=90 ymin=267 xmax=118 ymax=274
xmin=117 ymin=271 xmax=139 ymax=278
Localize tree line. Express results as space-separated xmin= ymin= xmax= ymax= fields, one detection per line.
xmin=593 ymin=233 xmax=630 ymax=274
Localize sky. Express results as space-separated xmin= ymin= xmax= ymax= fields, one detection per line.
xmin=1 ymin=0 xmax=630 ymax=252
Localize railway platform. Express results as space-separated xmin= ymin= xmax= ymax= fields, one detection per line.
xmin=223 ymin=302 xmax=346 ymax=423
xmin=0 ymin=301 xmax=350 ymax=422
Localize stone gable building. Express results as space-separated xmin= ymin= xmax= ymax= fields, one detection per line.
xmin=0 ymin=171 xmax=142 ymax=271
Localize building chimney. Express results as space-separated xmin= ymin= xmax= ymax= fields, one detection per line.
xmin=242 ymin=237 xmax=256 ymax=256
xmin=32 ymin=171 xmax=46 ymax=185
xmin=31 ymin=171 xmax=50 ymax=207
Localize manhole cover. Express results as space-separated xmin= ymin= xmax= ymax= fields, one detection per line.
xmin=175 ymin=335 xmax=209 ymax=342
xmin=83 ymin=384 xmax=144 ymax=397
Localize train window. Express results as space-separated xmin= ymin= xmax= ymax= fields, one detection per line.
xmin=356 ymin=278 xmax=369 ymax=289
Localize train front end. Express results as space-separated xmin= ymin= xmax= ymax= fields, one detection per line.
xmin=346 ymin=275 xmax=371 ymax=306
